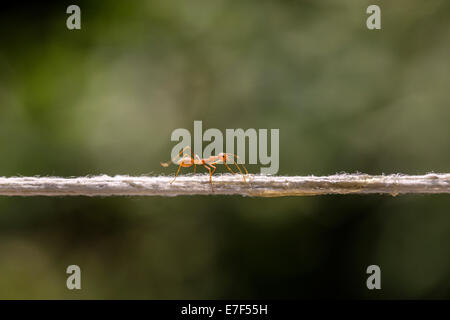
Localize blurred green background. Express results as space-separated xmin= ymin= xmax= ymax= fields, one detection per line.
xmin=0 ymin=0 xmax=449 ymax=299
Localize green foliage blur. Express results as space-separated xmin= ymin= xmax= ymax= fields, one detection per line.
xmin=0 ymin=0 xmax=449 ymax=299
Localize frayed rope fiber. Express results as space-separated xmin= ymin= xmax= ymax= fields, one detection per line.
xmin=0 ymin=174 xmax=449 ymax=197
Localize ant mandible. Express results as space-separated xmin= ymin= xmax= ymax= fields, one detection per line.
xmin=161 ymin=146 xmax=248 ymax=185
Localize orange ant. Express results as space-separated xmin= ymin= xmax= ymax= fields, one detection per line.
xmin=161 ymin=146 xmax=248 ymax=185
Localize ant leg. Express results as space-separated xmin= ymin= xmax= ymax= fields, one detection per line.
xmin=209 ymin=164 xmax=217 ymax=192
xmin=235 ymin=161 xmax=248 ymax=182
xmin=182 ymin=153 xmax=197 ymax=176
xmin=229 ymin=154 xmax=249 ymax=175
xmin=208 ymin=159 xmax=236 ymax=174
xmin=209 ymin=159 xmax=234 ymax=175
xmin=171 ymin=161 xmax=184 ymax=184
xmin=225 ymin=154 xmax=248 ymax=182
xmin=161 ymin=146 xmax=188 ymax=167
xmin=161 ymin=146 xmax=196 ymax=167
xmin=193 ymin=154 xmax=202 ymax=174
xmin=172 ymin=154 xmax=193 ymax=183
xmin=183 ymin=147 xmax=200 ymax=166
xmin=209 ymin=164 xmax=216 ymax=182
xmin=211 ymin=155 xmax=247 ymax=182
xmin=202 ymin=164 xmax=215 ymax=191
xmin=202 ymin=164 xmax=212 ymax=183
xmin=224 ymin=163 xmax=235 ymax=175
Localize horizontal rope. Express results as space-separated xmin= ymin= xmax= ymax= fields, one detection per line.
xmin=0 ymin=174 xmax=449 ymax=197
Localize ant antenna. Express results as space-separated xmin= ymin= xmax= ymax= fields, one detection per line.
xmin=225 ymin=153 xmax=249 ymax=181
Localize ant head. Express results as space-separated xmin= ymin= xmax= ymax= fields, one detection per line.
xmin=218 ymin=153 xmax=228 ymax=161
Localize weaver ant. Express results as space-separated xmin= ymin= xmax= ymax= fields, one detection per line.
xmin=161 ymin=146 xmax=248 ymax=185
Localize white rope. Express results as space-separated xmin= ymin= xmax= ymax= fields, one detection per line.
xmin=0 ymin=173 xmax=449 ymax=197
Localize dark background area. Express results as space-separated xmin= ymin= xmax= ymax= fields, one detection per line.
xmin=0 ymin=0 xmax=449 ymax=298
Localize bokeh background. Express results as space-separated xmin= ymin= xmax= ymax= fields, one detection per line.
xmin=0 ymin=0 xmax=449 ymax=299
